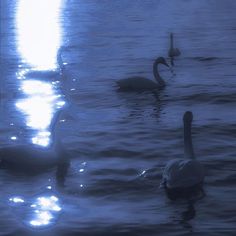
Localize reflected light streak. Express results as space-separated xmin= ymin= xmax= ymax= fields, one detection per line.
xmin=15 ymin=0 xmax=64 ymax=147
xmin=21 ymin=80 xmax=54 ymax=95
xmin=16 ymin=0 xmax=62 ymax=70
xmin=16 ymin=95 xmax=54 ymax=130
xmin=15 ymin=80 xmax=65 ymax=146
xmin=9 ymin=197 xmax=25 ymax=203
xmin=9 ymin=195 xmax=62 ymax=228
xmin=10 ymin=136 xmax=18 ymax=140
xmin=32 ymin=131 xmax=51 ymax=147
xmin=30 ymin=195 xmax=62 ymax=227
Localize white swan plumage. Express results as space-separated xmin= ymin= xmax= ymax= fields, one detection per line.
xmin=168 ymin=33 xmax=181 ymax=66
xmin=162 ymin=111 xmax=205 ymax=199
xmin=116 ymin=57 xmax=169 ymax=91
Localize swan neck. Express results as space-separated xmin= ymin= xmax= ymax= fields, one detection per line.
xmin=153 ymin=61 xmax=165 ymax=87
xmin=170 ymin=34 xmax=174 ymax=49
xmin=57 ymin=48 xmax=64 ymax=73
xmin=184 ymin=121 xmax=195 ymax=159
xmin=49 ymin=110 xmax=63 ymax=151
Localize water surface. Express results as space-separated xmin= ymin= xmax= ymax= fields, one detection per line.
xmin=0 ymin=0 xmax=236 ymax=235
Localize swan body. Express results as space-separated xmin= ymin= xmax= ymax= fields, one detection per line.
xmin=0 ymin=140 xmax=68 ymax=174
xmin=162 ymin=111 xmax=205 ymax=199
xmin=116 ymin=57 xmax=169 ymax=91
xmin=0 ymin=141 xmax=70 ymax=187
xmin=168 ymin=48 xmax=181 ymax=58
xmin=168 ymin=33 xmax=181 ymax=66
xmin=0 ymin=109 xmax=68 ymax=173
xmin=117 ymin=77 xmax=159 ymax=90
xmin=162 ymin=159 xmax=204 ymax=189
xmin=0 ymin=145 xmax=58 ymax=171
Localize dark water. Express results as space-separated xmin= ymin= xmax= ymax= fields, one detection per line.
xmin=1 ymin=0 xmax=236 ymax=235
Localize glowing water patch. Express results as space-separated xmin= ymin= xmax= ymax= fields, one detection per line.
xmin=30 ymin=211 xmax=53 ymax=226
xmin=9 ymin=197 xmax=25 ymax=204
xmin=32 ymin=131 xmax=51 ymax=147
xmin=29 ymin=195 xmax=62 ymax=227
xmin=10 ymin=136 xmax=18 ymax=141
xmin=16 ymin=96 xmax=54 ymax=130
xmin=16 ymin=80 xmax=65 ymax=146
xmin=21 ymin=80 xmax=54 ymax=95
xmin=16 ymin=0 xmax=62 ymax=70
xmin=9 ymin=195 xmax=62 ymax=228
xmin=16 ymin=69 xmax=30 ymax=80
xmin=15 ymin=0 xmax=64 ymax=147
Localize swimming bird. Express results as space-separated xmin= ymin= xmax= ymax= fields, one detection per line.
xmin=168 ymin=33 xmax=181 ymax=66
xmin=116 ymin=57 xmax=169 ymax=91
xmin=0 ymin=109 xmax=69 ymax=173
xmin=161 ymin=111 xmax=205 ymax=200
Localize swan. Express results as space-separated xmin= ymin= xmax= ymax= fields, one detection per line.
xmin=0 ymin=109 xmax=69 ymax=173
xmin=168 ymin=33 xmax=181 ymax=66
xmin=116 ymin=57 xmax=169 ymax=91
xmin=161 ymin=111 xmax=205 ymax=200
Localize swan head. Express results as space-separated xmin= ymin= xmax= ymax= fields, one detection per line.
xmin=155 ymin=57 xmax=169 ymax=68
xmin=183 ymin=111 xmax=193 ymax=124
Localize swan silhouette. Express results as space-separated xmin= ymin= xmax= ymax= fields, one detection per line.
xmin=168 ymin=33 xmax=181 ymax=66
xmin=162 ymin=111 xmax=205 ymax=200
xmin=116 ymin=57 xmax=169 ymax=91
xmin=0 ymin=109 xmax=69 ymax=173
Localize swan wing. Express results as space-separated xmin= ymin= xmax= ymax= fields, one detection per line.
xmin=162 ymin=159 xmax=205 ymax=189
xmin=175 ymin=48 xmax=181 ymax=56
xmin=168 ymin=48 xmax=181 ymax=57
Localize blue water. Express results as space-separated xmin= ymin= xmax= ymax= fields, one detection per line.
xmin=1 ymin=0 xmax=236 ymax=235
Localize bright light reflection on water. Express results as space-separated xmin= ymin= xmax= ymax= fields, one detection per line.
xmin=15 ymin=0 xmax=64 ymax=147
xmin=30 ymin=195 xmax=62 ymax=227
xmin=9 ymin=195 xmax=62 ymax=228
xmin=15 ymin=80 xmax=65 ymax=146
xmin=9 ymin=197 xmax=25 ymax=204
xmin=16 ymin=0 xmax=62 ymax=70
